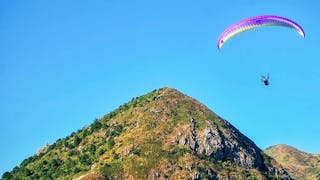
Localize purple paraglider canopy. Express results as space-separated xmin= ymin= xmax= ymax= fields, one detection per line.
xmin=217 ymin=15 xmax=305 ymax=49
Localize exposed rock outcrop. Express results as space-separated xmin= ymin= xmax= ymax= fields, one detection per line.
xmin=175 ymin=116 xmax=293 ymax=179
xmin=180 ymin=117 xmax=264 ymax=169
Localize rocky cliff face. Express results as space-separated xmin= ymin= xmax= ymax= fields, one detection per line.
xmin=187 ymin=117 xmax=264 ymax=169
xmin=3 ymin=87 xmax=292 ymax=180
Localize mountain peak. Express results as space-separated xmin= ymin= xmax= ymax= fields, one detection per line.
xmin=3 ymin=87 xmax=292 ymax=179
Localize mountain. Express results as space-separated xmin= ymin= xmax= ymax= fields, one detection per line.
xmin=265 ymin=144 xmax=320 ymax=179
xmin=2 ymin=87 xmax=291 ymax=179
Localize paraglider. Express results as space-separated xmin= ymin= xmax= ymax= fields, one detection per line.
xmin=217 ymin=15 xmax=305 ymax=49
xmin=217 ymin=15 xmax=305 ymax=86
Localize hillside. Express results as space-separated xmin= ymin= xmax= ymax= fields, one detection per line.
xmin=2 ymin=87 xmax=291 ymax=179
xmin=265 ymin=144 xmax=320 ymax=179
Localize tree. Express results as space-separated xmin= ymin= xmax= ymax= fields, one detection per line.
xmin=79 ymin=154 xmax=92 ymax=165
xmin=2 ymin=172 xmax=13 ymax=180
xmin=91 ymin=119 xmax=102 ymax=131
xmin=88 ymin=144 xmax=96 ymax=154
xmin=73 ymin=135 xmax=81 ymax=147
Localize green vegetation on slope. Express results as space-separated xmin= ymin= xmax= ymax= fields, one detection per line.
xmin=265 ymin=144 xmax=320 ymax=180
xmin=2 ymin=88 xmax=164 ymax=179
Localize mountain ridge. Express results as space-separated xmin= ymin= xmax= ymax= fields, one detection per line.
xmin=2 ymin=87 xmax=291 ymax=179
xmin=265 ymin=144 xmax=320 ymax=179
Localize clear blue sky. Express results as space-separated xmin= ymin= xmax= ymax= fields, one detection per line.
xmin=1 ymin=0 xmax=319 ymax=175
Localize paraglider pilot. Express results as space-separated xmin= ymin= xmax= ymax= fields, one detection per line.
xmin=261 ymin=74 xmax=270 ymax=86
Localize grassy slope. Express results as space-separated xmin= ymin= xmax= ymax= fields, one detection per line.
xmin=265 ymin=144 xmax=320 ymax=180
